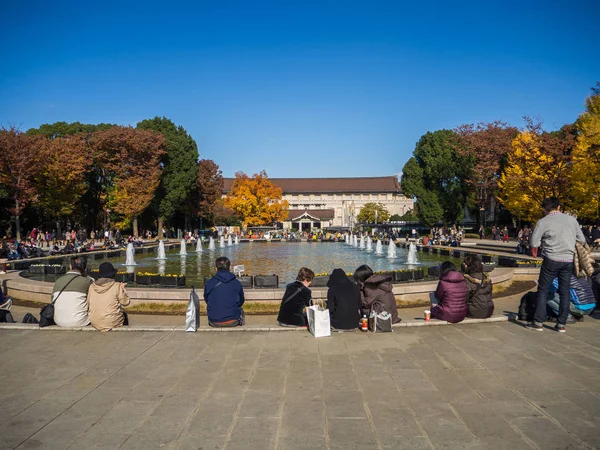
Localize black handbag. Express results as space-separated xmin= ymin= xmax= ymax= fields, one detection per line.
xmin=39 ymin=275 xmax=78 ymax=328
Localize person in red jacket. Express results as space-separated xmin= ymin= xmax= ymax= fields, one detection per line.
xmin=430 ymin=261 xmax=468 ymax=323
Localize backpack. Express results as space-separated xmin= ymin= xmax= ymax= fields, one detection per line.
xmin=518 ymin=292 xmax=537 ymax=322
xmin=22 ymin=313 xmax=39 ymax=324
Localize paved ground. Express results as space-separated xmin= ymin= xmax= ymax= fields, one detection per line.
xmin=2 ymin=318 xmax=600 ymax=450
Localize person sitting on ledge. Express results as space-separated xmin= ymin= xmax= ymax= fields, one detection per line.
xmin=327 ymin=268 xmax=361 ymax=330
xmin=354 ymin=264 xmax=401 ymax=323
xmin=430 ymin=261 xmax=467 ymax=323
xmin=204 ymin=256 xmax=245 ymax=327
xmin=463 ymin=255 xmax=494 ymax=319
xmin=277 ymin=267 xmax=314 ymax=327
xmin=52 ymin=256 xmax=92 ymax=328
xmin=88 ymin=262 xmax=130 ymax=332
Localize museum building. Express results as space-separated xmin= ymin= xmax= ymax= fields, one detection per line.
xmin=222 ymin=176 xmax=414 ymax=231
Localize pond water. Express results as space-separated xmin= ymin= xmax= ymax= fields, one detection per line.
xmin=68 ymin=241 xmax=461 ymax=286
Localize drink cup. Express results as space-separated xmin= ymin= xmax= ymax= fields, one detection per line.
xmin=424 ymin=310 xmax=431 ymax=322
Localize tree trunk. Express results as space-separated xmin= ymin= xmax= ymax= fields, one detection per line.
xmin=15 ymin=211 xmax=21 ymax=242
xmin=158 ymin=216 xmax=164 ymax=239
xmin=133 ymin=217 xmax=139 ymax=237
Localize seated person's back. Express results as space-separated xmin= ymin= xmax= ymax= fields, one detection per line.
xmin=52 ymin=256 xmax=92 ymax=327
xmin=327 ymin=268 xmax=361 ymax=330
xmin=277 ymin=267 xmax=314 ymax=327
xmin=431 ymin=261 xmax=468 ymax=323
xmin=204 ymin=257 xmax=245 ymax=326
xmin=88 ymin=262 xmax=130 ymax=332
xmin=462 ymin=255 xmax=494 ymax=319
xmin=354 ymin=264 xmax=401 ymax=323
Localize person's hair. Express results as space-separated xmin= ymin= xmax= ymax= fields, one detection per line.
xmin=215 ymin=256 xmax=231 ymax=271
xmin=296 ymin=267 xmax=315 ymax=282
xmin=70 ymin=256 xmax=87 ymax=274
xmin=354 ymin=264 xmax=374 ymax=284
xmin=541 ymin=197 xmax=560 ymax=212
xmin=439 ymin=261 xmax=457 ymax=278
xmin=463 ymin=254 xmax=483 ymax=275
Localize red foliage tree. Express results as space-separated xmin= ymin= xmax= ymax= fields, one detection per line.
xmin=0 ymin=127 xmax=43 ymax=240
xmin=197 ymin=159 xmax=224 ymax=220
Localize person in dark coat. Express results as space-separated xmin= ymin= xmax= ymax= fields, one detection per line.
xmin=327 ymin=268 xmax=361 ymax=330
xmin=277 ymin=267 xmax=314 ymax=327
xmin=463 ymin=255 xmax=494 ymax=319
xmin=204 ymin=257 xmax=245 ymax=327
xmin=431 ymin=261 xmax=468 ymax=323
xmin=354 ymin=265 xmax=401 ymax=323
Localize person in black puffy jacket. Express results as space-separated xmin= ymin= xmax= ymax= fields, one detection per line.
xmin=463 ymin=255 xmax=494 ymax=319
xmin=431 ymin=261 xmax=468 ymax=323
xmin=277 ymin=267 xmax=314 ymax=327
xmin=327 ymin=268 xmax=361 ymax=330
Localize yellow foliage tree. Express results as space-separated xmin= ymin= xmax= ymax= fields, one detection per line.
xmin=498 ymin=120 xmax=574 ymax=222
xmin=569 ymin=89 xmax=600 ymax=220
xmin=224 ymin=170 xmax=289 ymax=226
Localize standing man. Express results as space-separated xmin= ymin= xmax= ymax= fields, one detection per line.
xmin=204 ymin=257 xmax=245 ymax=327
xmin=529 ymin=197 xmax=586 ymax=333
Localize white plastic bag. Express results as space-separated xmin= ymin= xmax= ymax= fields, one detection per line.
xmin=307 ymin=300 xmax=331 ymax=338
xmin=185 ymin=287 xmax=200 ymax=332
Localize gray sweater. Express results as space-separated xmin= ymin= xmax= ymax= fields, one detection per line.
xmin=530 ymin=212 xmax=586 ymax=262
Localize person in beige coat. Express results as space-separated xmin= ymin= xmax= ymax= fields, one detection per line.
xmin=88 ymin=262 xmax=130 ymax=332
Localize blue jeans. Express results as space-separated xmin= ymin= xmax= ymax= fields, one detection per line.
xmin=535 ymin=258 xmax=573 ymax=326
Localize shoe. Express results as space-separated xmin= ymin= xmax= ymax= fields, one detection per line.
xmin=526 ymin=322 xmax=543 ymax=331
xmin=554 ymin=324 xmax=566 ymax=333
xmin=566 ymin=316 xmax=576 ymax=324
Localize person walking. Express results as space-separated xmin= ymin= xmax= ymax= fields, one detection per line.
xmin=529 ymin=197 xmax=586 ymax=333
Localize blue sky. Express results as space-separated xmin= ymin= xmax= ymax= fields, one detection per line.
xmin=1 ymin=0 xmax=598 ymax=178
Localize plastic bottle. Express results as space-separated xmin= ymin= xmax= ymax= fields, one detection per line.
xmin=360 ymin=315 xmax=368 ymax=332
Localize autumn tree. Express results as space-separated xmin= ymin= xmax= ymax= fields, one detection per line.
xmin=0 ymin=127 xmax=42 ymax=240
xmin=569 ymin=84 xmax=600 ymax=220
xmin=357 ymin=202 xmax=390 ymax=223
xmin=197 ymin=159 xmax=224 ymax=222
xmin=497 ymin=119 xmax=575 ymax=221
xmin=212 ymin=199 xmax=241 ymax=226
xmin=401 ymin=130 xmax=472 ymax=226
xmin=224 ymin=171 xmax=289 ymax=226
xmin=27 ymin=121 xmax=115 ymax=138
xmin=137 ymin=117 xmax=198 ymax=237
xmin=35 ymin=136 xmax=91 ymax=227
xmin=91 ymin=127 xmax=166 ymax=236
xmin=455 ymin=121 xmax=518 ymax=225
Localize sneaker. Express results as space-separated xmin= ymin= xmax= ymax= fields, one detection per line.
xmin=554 ymin=324 xmax=566 ymax=333
xmin=526 ymin=322 xmax=543 ymax=331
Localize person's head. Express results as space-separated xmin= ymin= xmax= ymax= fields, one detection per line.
xmin=97 ymin=261 xmax=117 ymax=279
xmin=439 ymin=261 xmax=457 ymax=279
xmin=463 ymin=254 xmax=483 ymax=275
xmin=541 ymin=197 xmax=560 ymax=214
xmin=70 ymin=256 xmax=87 ymax=274
xmin=354 ymin=264 xmax=374 ymax=284
xmin=215 ymin=256 xmax=231 ymax=271
xmin=296 ymin=267 xmax=315 ymax=287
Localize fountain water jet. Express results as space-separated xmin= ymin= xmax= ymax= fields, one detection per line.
xmin=208 ymin=237 xmax=215 ymax=250
xmin=180 ymin=239 xmax=187 ymax=256
xmin=353 ymin=235 xmax=358 ymax=247
xmin=359 ymin=235 xmax=365 ymax=249
xmin=387 ymin=240 xmax=397 ymax=258
xmin=234 ymin=235 xmax=239 ymax=245
xmin=227 ymin=235 xmax=233 ymax=246
xmin=407 ymin=243 xmax=419 ymax=265
xmin=366 ymin=236 xmax=373 ymax=252
xmin=196 ymin=238 xmax=203 ymax=253
xmin=125 ymin=243 xmax=136 ymax=266
xmin=375 ymin=240 xmax=383 ymax=255
xmin=157 ymin=240 xmax=166 ymax=260
xmin=219 ymin=236 xmax=225 ymax=247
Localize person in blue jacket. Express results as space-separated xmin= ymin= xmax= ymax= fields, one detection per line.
xmin=547 ymin=275 xmax=596 ymax=322
xmin=204 ymin=257 xmax=245 ymax=327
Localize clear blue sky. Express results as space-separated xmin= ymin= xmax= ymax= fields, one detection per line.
xmin=1 ymin=0 xmax=598 ymax=178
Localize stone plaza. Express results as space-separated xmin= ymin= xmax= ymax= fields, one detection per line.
xmin=2 ymin=318 xmax=600 ymax=450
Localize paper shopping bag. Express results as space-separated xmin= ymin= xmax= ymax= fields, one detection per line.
xmin=185 ymin=287 xmax=200 ymax=332
xmin=307 ymin=301 xmax=331 ymax=338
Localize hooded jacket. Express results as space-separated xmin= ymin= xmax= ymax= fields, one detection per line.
xmin=88 ymin=278 xmax=130 ymax=332
xmin=463 ymin=272 xmax=494 ymax=319
xmin=432 ymin=270 xmax=467 ymax=323
xmin=327 ymin=269 xmax=361 ymax=330
xmin=204 ymin=270 xmax=245 ymax=323
xmin=277 ymin=280 xmax=312 ymax=326
xmin=360 ymin=273 xmax=400 ymax=323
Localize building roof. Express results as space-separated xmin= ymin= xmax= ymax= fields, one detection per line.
xmin=222 ymin=176 xmax=402 ymax=195
xmin=287 ymin=209 xmax=335 ymax=221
